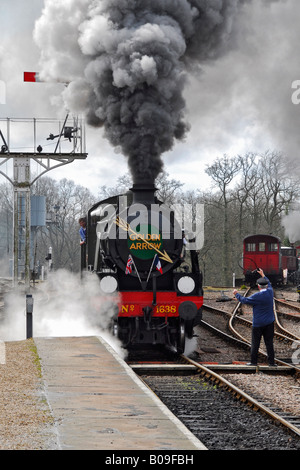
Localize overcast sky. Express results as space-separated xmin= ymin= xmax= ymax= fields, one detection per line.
xmin=1 ymin=0 xmax=300 ymax=196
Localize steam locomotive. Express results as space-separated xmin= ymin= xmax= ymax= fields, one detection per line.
xmin=82 ymin=182 xmax=203 ymax=353
xmin=243 ymin=234 xmax=300 ymax=286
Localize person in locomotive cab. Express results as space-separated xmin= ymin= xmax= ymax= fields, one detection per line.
xmin=233 ymin=268 xmax=276 ymax=366
xmin=78 ymin=217 xmax=87 ymax=245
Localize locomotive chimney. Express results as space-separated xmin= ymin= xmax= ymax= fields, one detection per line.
xmin=130 ymin=179 xmax=157 ymax=205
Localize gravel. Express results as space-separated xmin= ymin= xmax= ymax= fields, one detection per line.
xmin=142 ymin=374 xmax=300 ymax=450
xmin=223 ymin=372 xmax=300 ymax=418
xmin=0 ymin=339 xmax=57 ymax=450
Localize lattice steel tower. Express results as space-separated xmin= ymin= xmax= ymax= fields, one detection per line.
xmin=0 ymin=115 xmax=87 ymax=290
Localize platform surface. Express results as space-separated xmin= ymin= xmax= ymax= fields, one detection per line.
xmin=34 ymin=336 xmax=206 ymax=450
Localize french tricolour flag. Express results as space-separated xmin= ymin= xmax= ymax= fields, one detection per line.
xmin=154 ymin=254 xmax=163 ymax=274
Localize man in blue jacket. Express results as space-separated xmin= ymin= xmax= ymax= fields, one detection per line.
xmin=233 ymin=268 xmax=276 ymax=366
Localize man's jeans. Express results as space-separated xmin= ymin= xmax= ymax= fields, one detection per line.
xmin=251 ymin=322 xmax=275 ymax=365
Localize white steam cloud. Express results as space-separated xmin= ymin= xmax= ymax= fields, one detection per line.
xmin=1 ymin=270 xmax=125 ymax=357
xmin=282 ymin=210 xmax=300 ymax=243
xmin=34 ymin=0 xmax=251 ymax=183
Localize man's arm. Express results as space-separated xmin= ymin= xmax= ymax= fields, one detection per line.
xmin=233 ymin=291 xmax=259 ymax=305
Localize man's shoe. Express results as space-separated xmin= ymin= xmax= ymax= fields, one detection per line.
xmin=246 ymin=363 xmax=257 ymax=366
xmin=269 ymin=363 xmax=277 ymax=367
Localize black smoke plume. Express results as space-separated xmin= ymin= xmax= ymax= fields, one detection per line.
xmin=34 ymin=0 xmax=250 ymax=183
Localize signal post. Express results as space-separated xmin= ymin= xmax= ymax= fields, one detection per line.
xmin=0 ymin=116 xmax=87 ymax=290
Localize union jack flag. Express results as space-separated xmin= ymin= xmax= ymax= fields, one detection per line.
xmin=125 ymin=254 xmax=133 ymax=274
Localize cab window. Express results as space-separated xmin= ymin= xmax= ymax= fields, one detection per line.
xmin=246 ymin=243 xmax=256 ymax=252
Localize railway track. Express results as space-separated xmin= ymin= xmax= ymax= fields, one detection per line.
xmin=274 ymin=298 xmax=300 ymax=339
xmin=231 ymin=289 xmax=300 ymax=367
xmin=235 ymin=294 xmax=300 ymax=343
xmin=128 ymin=346 xmax=300 ymax=449
xmin=183 ymin=356 xmax=300 ymax=438
xmin=202 ymin=286 xmax=300 ymax=368
xmin=129 ymin=289 xmax=300 ymax=450
xmin=138 ymin=357 xmax=300 ymax=450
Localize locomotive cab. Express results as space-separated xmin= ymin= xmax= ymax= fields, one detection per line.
xmin=83 ymin=183 xmax=203 ymax=353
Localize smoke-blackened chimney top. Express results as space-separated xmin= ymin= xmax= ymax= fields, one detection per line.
xmin=130 ymin=180 xmax=157 ymax=205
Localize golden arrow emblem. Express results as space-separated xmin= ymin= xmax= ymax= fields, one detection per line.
xmin=115 ymin=216 xmax=173 ymax=264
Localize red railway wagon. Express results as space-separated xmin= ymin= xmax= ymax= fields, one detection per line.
xmin=243 ymin=234 xmax=282 ymax=286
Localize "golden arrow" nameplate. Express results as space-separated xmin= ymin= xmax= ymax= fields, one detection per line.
xmin=115 ymin=216 xmax=173 ymax=264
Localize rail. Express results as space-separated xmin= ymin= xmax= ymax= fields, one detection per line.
xmin=182 ymin=355 xmax=300 ymax=438
xmin=231 ymin=287 xmax=300 ymax=352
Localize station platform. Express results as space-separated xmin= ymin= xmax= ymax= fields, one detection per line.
xmin=34 ymin=336 xmax=207 ymax=451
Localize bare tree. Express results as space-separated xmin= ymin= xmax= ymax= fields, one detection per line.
xmin=155 ymin=171 xmax=184 ymax=205
xmin=98 ymin=171 xmax=183 ymax=205
xmin=235 ymin=152 xmax=262 ymax=236
xmin=258 ymin=151 xmax=300 ymax=232
xmin=205 ymin=154 xmax=240 ymax=285
xmin=98 ymin=173 xmax=133 ymax=199
xmin=32 ymin=177 xmax=96 ymax=271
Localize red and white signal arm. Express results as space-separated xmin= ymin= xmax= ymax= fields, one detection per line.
xmin=24 ymin=72 xmax=69 ymax=85
xmin=24 ymin=72 xmax=43 ymax=82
